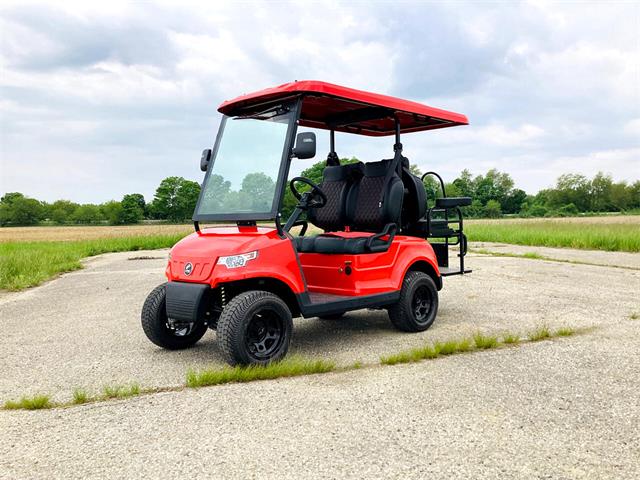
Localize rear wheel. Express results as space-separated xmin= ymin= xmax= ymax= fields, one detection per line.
xmin=388 ymin=271 xmax=438 ymax=332
xmin=141 ymin=283 xmax=208 ymax=349
xmin=217 ymin=290 xmax=293 ymax=366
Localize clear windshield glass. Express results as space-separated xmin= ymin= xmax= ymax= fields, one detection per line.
xmin=195 ymin=110 xmax=293 ymax=217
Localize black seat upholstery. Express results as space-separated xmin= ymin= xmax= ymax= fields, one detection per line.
xmin=307 ymin=162 xmax=363 ymax=231
xmin=346 ymin=159 xmax=404 ymax=231
xmin=399 ymin=157 xmax=427 ymax=229
xmin=296 ymin=159 xmax=402 ymax=255
xmin=295 ymin=235 xmax=369 ymax=254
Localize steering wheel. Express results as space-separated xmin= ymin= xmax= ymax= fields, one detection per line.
xmin=289 ymin=177 xmax=327 ymax=209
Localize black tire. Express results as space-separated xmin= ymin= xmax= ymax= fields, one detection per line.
xmin=141 ymin=283 xmax=208 ymax=350
xmin=217 ymin=291 xmax=293 ymax=366
xmin=318 ymin=312 xmax=345 ymax=320
xmin=388 ymin=271 xmax=438 ymax=332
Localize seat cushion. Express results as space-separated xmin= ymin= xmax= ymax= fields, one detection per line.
xmin=294 ymin=234 xmax=380 ymax=254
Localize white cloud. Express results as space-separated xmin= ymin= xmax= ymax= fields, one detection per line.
xmin=0 ymin=0 xmax=639 ymax=202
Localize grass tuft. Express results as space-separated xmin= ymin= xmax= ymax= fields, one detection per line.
xmin=72 ymin=388 xmax=89 ymax=404
xmin=528 ymin=325 xmax=551 ymax=342
xmin=630 ymin=312 xmax=639 ymax=320
xmin=186 ymin=357 xmax=336 ymax=388
xmin=351 ymin=361 xmax=363 ymax=369
xmin=554 ymin=327 xmax=576 ymax=337
xmin=102 ymin=383 xmax=141 ymax=399
xmin=502 ymin=333 xmax=521 ymax=344
xmin=4 ymin=394 xmax=53 ymax=410
xmin=473 ymin=332 xmax=499 ymax=350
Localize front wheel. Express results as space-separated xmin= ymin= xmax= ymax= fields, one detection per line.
xmin=388 ymin=271 xmax=438 ymax=332
xmin=216 ymin=291 xmax=293 ymax=366
xmin=141 ymin=283 xmax=208 ymax=349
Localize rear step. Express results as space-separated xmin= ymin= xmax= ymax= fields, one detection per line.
xmin=439 ymin=266 xmax=472 ymax=277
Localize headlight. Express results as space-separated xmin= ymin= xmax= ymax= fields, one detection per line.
xmin=217 ymin=251 xmax=258 ymax=269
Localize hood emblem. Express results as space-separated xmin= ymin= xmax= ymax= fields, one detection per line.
xmin=184 ymin=262 xmax=193 ymax=276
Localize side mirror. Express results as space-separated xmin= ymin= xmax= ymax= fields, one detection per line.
xmin=200 ymin=149 xmax=212 ymax=172
xmin=292 ymin=132 xmax=316 ymax=159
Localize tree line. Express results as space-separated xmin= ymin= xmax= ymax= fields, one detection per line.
xmin=1 ymin=161 xmax=638 ymax=226
xmin=0 ymin=176 xmax=201 ymax=226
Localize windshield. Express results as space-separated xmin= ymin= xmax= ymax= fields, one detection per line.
xmin=195 ymin=108 xmax=294 ymax=219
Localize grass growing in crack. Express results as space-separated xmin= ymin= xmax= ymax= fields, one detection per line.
xmin=102 ymin=383 xmax=141 ymax=399
xmin=4 ymin=327 xmax=584 ymax=411
xmin=72 ymin=388 xmax=89 ymax=404
xmin=555 ymin=327 xmax=576 ymax=337
xmin=186 ymin=357 xmax=336 ymax=388
xmin=502 ymin=333 xmax=521 ymax=344
xmin=528 ymin=325 xmax=551 ymax=342
xmin=473 ymin=332 xmax=499 ymax=349
xmin=4 ymin=394 xmax=53 ymax=410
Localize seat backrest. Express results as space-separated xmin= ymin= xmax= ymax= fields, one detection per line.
xmin=400 ymin=157 xmax=427 ymax=228
xmin=346 ymin=159 xmax=404 ymax=232
xmin=307 ymin=162 xmax=363 ymax=231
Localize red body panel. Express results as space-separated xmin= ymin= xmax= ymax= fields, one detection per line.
xmin=166 ymin=227 xmax=440 ymax=298
xmin=218 ymin=80 xmax=468 ymax=137
xmin=298 ymin=234 xmax=440 ymax=296
xmin=166 ymin=227 xmax=305 ymax=294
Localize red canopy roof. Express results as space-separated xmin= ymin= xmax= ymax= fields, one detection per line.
xmin=218 ymin=80 xmax=468 ymax=136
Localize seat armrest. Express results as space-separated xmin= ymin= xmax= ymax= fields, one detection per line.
xmin=365 ymin=223 xmax=397 ymax=253
xmin=435 ymin=197 xmax=472 ymax=208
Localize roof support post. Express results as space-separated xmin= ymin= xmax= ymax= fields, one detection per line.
xmin=327 ymin=129 xmax=340 ymax=166
xmin=394 ymin=118 xmax=402 ymax=153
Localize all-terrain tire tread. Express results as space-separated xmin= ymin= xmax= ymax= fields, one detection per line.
xmin=141 ymin=283 xmax=207 ymax=349
xmin=388 ymin=271 xmax=438 ymax=332
xmin=217 ymin=291 xmax=291 ymax=366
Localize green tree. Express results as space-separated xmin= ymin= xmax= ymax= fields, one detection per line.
xmin=502 ymin=188 xmax=527 ymax=214
xmin=548 ymin=173 xmax=591 ymax=211
xmin=452 ymin=169 xmax=474 ymax=198
xmin=473 ymin=169 xmax=514 ymax=206
xmin=0 ymin=192 xmax=44 ymax=226
xmin=71 ymin=204 xmax=104 ymax=224
xmin=482 ymin=199 xmax=502 ymax=218
xmin=49 ymin=200 xmax=79 ymax=224
xmin=589 ymin=172 xmax=613 ymax=211
xmin=118 ymin=194 xmax=145 ymax=224
xmin=151 ymin=176 xmax=201 ymax=222
xmin=101 ymin=201 xmax=123 ymax=225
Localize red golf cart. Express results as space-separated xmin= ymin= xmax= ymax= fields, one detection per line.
xmin=141 ymin=80 xmax=471 ymax=365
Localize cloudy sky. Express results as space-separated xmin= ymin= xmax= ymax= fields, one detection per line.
xmin=1 ymin=0 xmax=639 ymax=203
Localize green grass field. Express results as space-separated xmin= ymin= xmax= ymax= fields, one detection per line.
xmin=0 ymin=235 xmax=184 ymax=291
xmin=0 ymin=216 xmax=638 ymax=291
xmin=465 ymin=219 xmax=640 ymax=253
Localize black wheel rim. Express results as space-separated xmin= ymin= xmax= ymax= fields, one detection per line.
xmin=165 ymin=319 xmax=197 ymax=337
xmin=245 ymin=309 xmax=285 ymax=360
xmin=412 ymin=286 xmax=432 ymax=323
